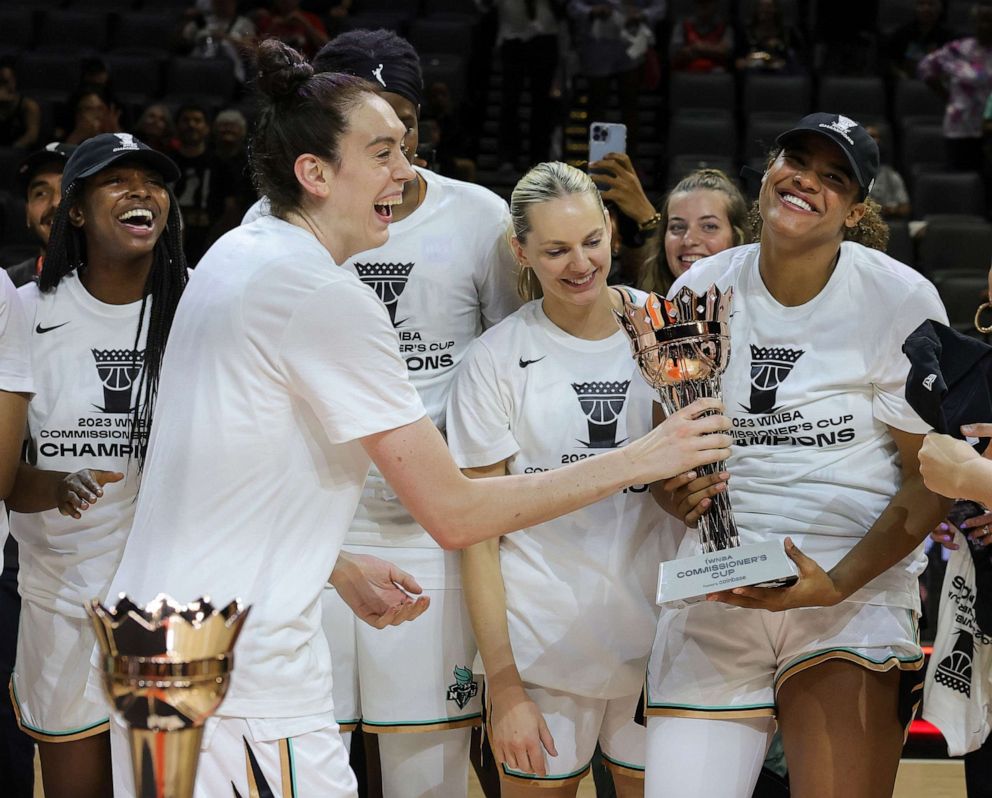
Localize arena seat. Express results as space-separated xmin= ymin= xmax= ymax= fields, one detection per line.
xmin=409 ymin=18 xmax=474 ymax=60
xmin=165 ymin=57 xmax=236 ymax=106
xmin=929 ymin=268 xmax=992 ymax=331
xmin=670 ymin=72 xmax=736 ymax=112
xmin=818 ymin=76 xmax=887 ymax=120
xmin=913 ymin=171 xmax=987 ymax=219
xmin=918 ymin=219 xmax=992 ymax=274
xmin=0 ymin=7 xmax=35 ymax=50
xmin=36 ymin=10 xmax=110 ymax=54
xmin=669 ymin=111 xmax=738 ymax=160
xmin=742 ymin=73 xmax=812 ymax=116
xmin=15 ymin=52 xmax=81 ymax=100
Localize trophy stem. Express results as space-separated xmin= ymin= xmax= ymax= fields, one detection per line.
xmin=129 ymin=726 xmax=204 ymax=798
xmin=656 ymin=374 xmax=740 ymax=552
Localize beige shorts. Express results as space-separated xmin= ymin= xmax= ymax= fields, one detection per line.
xmin=321 ymin=548 xmax=480 ymax=733
xmin=11 ymin=601 xmax=109 ymax=742
xmin=647 ymin=599 xmax=923 ymax=719
xmin=488 ymin=684 xmax=645 ymax=787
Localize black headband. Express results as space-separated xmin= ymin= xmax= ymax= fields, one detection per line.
xmin=338 ymin=57 xmax=422 ymax=108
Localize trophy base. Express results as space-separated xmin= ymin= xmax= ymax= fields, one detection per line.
xmin=656 ymin=540 xmax=798 ymax=605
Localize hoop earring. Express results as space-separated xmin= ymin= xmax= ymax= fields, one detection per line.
xmin=976 ymin=301 xmax=992 ymax=334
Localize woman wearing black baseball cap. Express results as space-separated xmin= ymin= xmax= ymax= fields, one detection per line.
xmin=5 ymin=132 xmax=186 ymax=798
xmin=642 ymin=113 xmax=951 ymax=797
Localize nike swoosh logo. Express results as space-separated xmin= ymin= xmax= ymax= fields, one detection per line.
xmin=519 ymin=356 xmax=545 ymax=368
xmin=36 ymin=322 xmax=69 ymax=334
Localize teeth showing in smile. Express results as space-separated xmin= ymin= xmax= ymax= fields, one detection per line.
xmin=679 ymin=254 xmax=704 ymax=265
xmin=781 ymin=193 xmax=814 ymax=212
xmin=118 ymin=208 xmax=153 ymax=226
xmin=564 ymin=272 xmax=595 ymax=287
xmin=373 ymin=196 xmax=402 ymax=219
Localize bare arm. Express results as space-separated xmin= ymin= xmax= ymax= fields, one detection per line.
xmin=362 ymin=397 xmax=732 ymax=550
xmin=7 ymin=464 xmax=123 ymax=518
xmin=711 ymin=427 xmax=951 ymax=610
xmin=461 ymin=461 xmax=557 ymax=776
xmin=919 ymin=424 xmax=992 ymax=506
xmin=0 ymin=391 xmax=28 ymax=499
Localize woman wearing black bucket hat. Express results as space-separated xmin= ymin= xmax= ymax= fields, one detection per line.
xmin=4 ymin=132 xmax=186 ymax=798
xmin=642 ymin=113 xmax=951 ymax=797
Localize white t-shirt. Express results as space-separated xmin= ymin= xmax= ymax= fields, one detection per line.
xmin=246 ymin=167 xmax=521 ymax=551
xmin=102 ymin=215 xmax=425 ymax=719
xmin=446 ymin=297 xmax=674 ymax=698
xmin=344 ymin=167 xmax=520 ymax=551
xmin=12 ymin=275 xmax=147 ymax=618
xmin=671 ymin=242 xmax=948 ymax=610
xmin=0 ymin=270 xmax=34 ymax=572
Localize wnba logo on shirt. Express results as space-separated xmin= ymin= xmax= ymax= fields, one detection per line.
xmin=355 ymin=262 xmax=415 ymax=327
xmin=743 ymin=345 xmax=804 ymax=415
xmin=92 ymin=349 xmax=144 ymax=414
xmin=935 ymin=629 xmax=974 ymax=697
xmin=572 ymin=381 xmax=630 ymax=449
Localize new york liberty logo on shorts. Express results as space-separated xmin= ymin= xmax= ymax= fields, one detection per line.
xmin=743 ymin=345 xmax=804 ymax=415
xmin=572 ymin=381 xmax=630 ymax=448
xmin=446 ymin=665 xmax=478 ymax=709
xmin=355 ymin=262 xmax=415 ymax=327
xmin=92 ymin=348 xmax=144 ymax=414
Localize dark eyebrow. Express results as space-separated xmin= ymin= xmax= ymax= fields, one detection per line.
xmin=366 ymin=136 xmax=399 ymax=148
xmin=27 ymin=178 xmax=53 ymax=192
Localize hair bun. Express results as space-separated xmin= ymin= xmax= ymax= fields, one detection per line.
xmin=255 ymin=39 xmax=314 ymax=101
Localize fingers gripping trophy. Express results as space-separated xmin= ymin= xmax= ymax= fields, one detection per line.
xmin=612 ymin=285 xmax=798 ymax=603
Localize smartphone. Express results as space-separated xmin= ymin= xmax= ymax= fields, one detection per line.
xmin=588 ymin=122 xmax=627 ymax=165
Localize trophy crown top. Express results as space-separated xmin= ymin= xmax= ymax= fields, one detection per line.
xmin=611 ymin=284 xmax=733 ymax=338
xmin=87 ymin=594 xmax=250 ymax=660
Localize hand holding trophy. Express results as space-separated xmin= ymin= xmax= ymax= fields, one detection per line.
xmin=612 ymin=284 xmax=798 ymax=603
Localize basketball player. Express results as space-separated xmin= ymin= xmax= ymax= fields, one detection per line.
xmin=448 ymin=162 xmax=675 ymax=797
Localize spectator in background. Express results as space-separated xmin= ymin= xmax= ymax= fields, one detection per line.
xmin=172 ymin=103 xmax=235 ymax=266
xmin=0 ymin=58 xmax=39 ymax=150
xmin=918 ymin=0 xmax=992 ymax=172
xmin=568 ymin=0 xmax=665 ymax=156
xmin=587 ymin=151 xmax=665 ymax=290
xmin=422 ymin=80 xmax=478 ymax=182
xmin=670 ymin=0 xmax=734 ymax=73
xmin=212 ymin=108 xmax=256 ymax=224
xmin=79 ymin=58 xmax=110 ymax=92
xmin=735 ymin=0 xmax=805 ymax=74
xmin=182 ymin=0 xmax=256 ymax=84
xmin=133 ymin=103 xmax=177 ymax=154
xmin=5 ymin=143 xmax=74 ymax=288
xmin=484 ymin=0 xmax=561 ymax=171
xmin=254 ymin=0 xmax=329 ymax=59
xmin=60 ymin=88 xmax=121 ymax=146
xmin=885 ymin=0 xmax=953 ymax=80
xmin=866 ymin=124 xmax=911 ymax=218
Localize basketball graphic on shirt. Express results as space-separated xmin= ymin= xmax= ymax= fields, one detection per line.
xmin=934 ymin=629 xmax=973 ymax=697
xmin=743 ymin=345 xmax=804 ymax=415
xmin=354 ymin=262 xmax=415 ymax=327
xmin=91 ymin=348 xmax=144 ymax=414
xmin=572 ymin=380 xmax=630 ymax=448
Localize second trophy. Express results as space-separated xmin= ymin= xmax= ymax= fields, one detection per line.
xmin=612 ymin=284 xmax=797 ymax=603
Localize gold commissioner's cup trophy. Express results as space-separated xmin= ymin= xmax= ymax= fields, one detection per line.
xmin=87 ymin=595 xmax=250 ymax=798
xmin=612 ymin=285 xmax=798 ymax=603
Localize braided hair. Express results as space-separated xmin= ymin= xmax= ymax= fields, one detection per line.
xmin=40 ymin=179 xmax=188 ymax=471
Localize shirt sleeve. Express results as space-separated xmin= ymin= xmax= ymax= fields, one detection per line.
xmin=476 ymin=201 xmax=523 ymax=330
xmin=872 ymin=280 xmax=949 ymax=433
xmin=0 ymin=272 xmax=34 ymax=396
xmin=916 ymin=42 xmax=951 ymax=82
xmin=278 ymin=278 xmax=425 ymax=445
xmin=445 ymin=337 xmax=520 ymax=469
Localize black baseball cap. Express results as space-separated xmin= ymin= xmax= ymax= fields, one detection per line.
xmin=17 ymin=142 xmax=76 ymax=192
xmin=61 ymin=133 xmax=180 ymax=198
xmin=776 ymin=112 xmax=880 ymax=200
